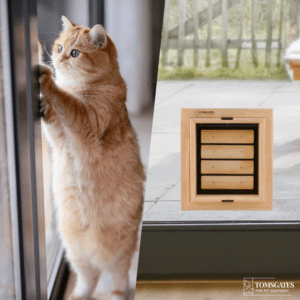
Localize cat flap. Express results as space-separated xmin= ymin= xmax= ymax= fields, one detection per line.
xmin=90 ymin=25 xmax=107 ymax=49
xmin=181 ymin=109 xmax=273 ymax=210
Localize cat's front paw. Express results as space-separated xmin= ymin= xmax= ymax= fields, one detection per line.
xmin=40 ymin=96 xmax=56 ymax=123
xmin=38 ymin=64 xmax=54 ymax=90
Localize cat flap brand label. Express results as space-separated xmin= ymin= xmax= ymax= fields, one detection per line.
xmin=193 ymin=110 xmax=215 ymax=116
xmin=181 ymin=109 xmax=273 ymax=210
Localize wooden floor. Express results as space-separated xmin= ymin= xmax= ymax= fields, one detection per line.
xmin=63 ymin=278 xmax=300 ymax=299
xmin=135 ymin=281 xmax=300 ymax=300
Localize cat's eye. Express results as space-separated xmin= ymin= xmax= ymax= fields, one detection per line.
xmin=71 ymin=49 xmax=81 ymax=58
xmin=58 ymin=45 xmax=63 ymax=53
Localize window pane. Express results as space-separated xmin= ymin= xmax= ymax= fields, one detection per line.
xmin=144 ymin=0 xmax=300 ymax=222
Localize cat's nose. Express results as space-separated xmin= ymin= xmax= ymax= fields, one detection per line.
xmin=59 ymin=55 xmax=67 ymax=62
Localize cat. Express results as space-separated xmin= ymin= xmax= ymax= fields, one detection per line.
xmin=38 ymin=16 xmax=145 ymax=300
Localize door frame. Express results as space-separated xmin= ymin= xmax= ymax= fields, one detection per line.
xmin=138 ymin=221 xmax=300 ymax=280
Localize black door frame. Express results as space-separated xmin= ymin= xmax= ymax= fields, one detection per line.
xmin=138 ymin=221 xmax=300 ymax=280
xmin=89 ymin=0 xmax=105 ymax=27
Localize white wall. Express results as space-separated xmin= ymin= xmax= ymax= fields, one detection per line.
xmin=105 ymin=0 xmax=152 ymax=114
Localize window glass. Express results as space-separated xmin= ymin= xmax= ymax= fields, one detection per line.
xmin=144 ymin=0 xmax=300 ymax=222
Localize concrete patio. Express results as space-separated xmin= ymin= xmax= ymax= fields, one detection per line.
xmin=143 ymin=80 xmax=300 ymax=221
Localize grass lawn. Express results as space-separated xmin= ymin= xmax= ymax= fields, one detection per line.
xmin=158 ymin=65 xmax=289 ymax=80
xmin=158 ymin=49 xmax=290 ymax=81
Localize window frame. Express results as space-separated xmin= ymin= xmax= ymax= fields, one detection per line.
xmin=89 ymin=0 xmax=105 ymax=27
xmin=138 ymin=221 xmax=300 ymax=280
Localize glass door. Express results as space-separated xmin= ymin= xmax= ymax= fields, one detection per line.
xmin=138 ymin=0 xmax=300 ymax=280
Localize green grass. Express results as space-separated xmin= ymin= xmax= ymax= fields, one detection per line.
xmin=158 ymin=64 xmax=289 ymax=81
xmin=158 ymin=48 xmax=290 ymax=81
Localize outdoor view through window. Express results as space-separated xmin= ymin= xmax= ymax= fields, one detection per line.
xmin=144 ymin=0 xmax=300 ymax=221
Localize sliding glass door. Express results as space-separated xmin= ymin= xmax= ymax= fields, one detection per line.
xmin=0 ymin=0 xmax=47 ymax=299
xmin=138 ymin=0 xmax=300 ymax=281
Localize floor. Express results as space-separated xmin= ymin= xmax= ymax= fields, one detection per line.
xmin=144 ymin=80 xmax=300 ymax=221
xmin=135 ymin=280 xmax=300 ymax=300
xmin=63 ymin=106 xmax=154 ymax=300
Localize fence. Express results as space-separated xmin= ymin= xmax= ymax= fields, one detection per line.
xmin=161 ymin=0 xmax=299 ymax=69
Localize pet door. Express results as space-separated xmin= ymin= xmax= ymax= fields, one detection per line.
xmin=181 ymin=109 xmax=273 ymax=210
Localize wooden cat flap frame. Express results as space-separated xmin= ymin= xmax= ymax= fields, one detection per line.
xmin=181 ymin=109 xmax=273 ymax=210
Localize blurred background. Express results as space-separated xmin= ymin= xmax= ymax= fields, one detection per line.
xmin=158 ymin=0 xmax=300 ymax=80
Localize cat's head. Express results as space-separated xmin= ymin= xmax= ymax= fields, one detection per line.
xmin=52 ymin=16 xmax=118 ymax=84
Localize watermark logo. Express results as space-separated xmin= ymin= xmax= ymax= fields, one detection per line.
xmin=243 ymin=278 xmax=294 ymax=296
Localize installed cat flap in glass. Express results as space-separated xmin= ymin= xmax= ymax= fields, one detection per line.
xmin=181 ymin=109 xmax=273 ymax=210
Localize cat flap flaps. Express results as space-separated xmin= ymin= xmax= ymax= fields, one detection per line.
xmin=61 ymin=16 xmax=75 ymax=31
xmin=90 ymin=25 xmax=107 ymax=49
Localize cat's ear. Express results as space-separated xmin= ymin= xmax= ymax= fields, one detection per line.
xmin=61 ymin=16 xmax=75 ymax=31
xmin=90 ymin=25 xmax=107 ymax=49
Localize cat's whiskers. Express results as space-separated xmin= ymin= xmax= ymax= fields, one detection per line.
xmin=43 ymin=43 xmax=51 ymax=58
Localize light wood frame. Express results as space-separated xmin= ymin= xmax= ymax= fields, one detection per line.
xmin=181 ymin=109 xmax=273 ymax=210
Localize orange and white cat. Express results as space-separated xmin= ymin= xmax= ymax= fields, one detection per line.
xmin=39 ymin=16 xmax=145 ymax=300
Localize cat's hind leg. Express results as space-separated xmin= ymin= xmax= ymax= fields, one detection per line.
xmin=106 ymin=254 xmax=132 ymax=300
xmin=68 ymin=259 xmax=101 ymax=300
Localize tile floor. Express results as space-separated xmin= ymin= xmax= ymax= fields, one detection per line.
xmin=144 ymin=80 xmax=300 ymax=221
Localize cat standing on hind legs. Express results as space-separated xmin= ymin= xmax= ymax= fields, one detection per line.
xmin=39 ymin=16 xmax=145 ymax=300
